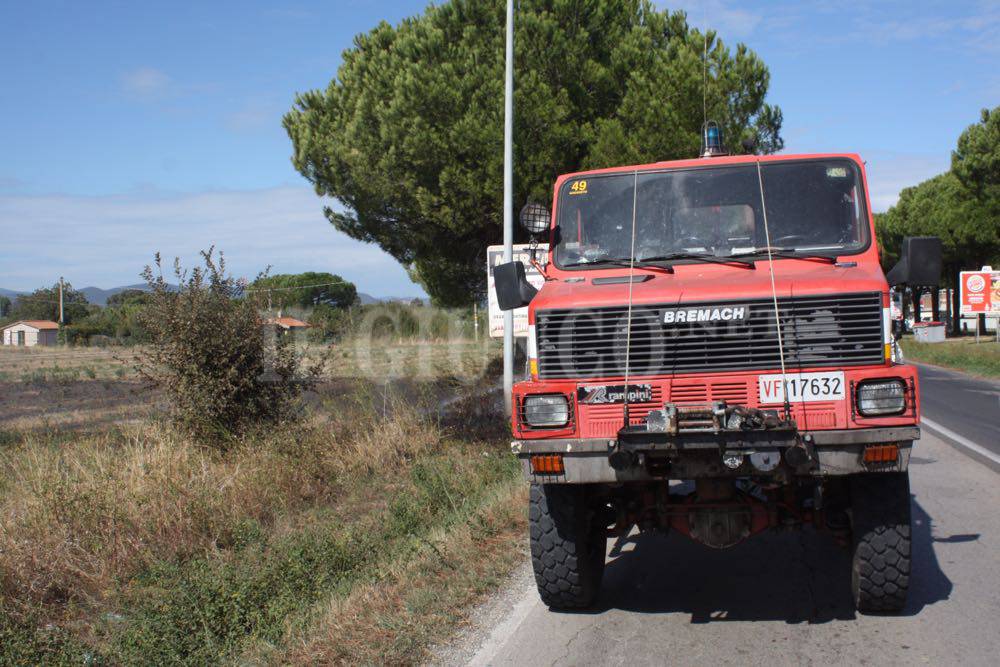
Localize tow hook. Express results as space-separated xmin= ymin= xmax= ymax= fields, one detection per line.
xmin=784 ymin=435 xmax=814 ymax=467
xmin=609 ymin=449 xmax=638 ymax=471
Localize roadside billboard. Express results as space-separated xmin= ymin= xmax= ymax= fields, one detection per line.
xmin=486 ymin=244 xmax=548 ymax=338
xmin=960 ymin=270 xmax=1000 ymax=315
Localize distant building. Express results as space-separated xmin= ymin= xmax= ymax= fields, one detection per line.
xmin=262 ymin=316 xmax=311 ymax=334
xmin=2 ymin=320 xmax=59 ymax=347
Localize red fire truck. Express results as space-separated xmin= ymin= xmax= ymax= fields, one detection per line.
xmin=494 ymin=143 xmax=932 ymax=614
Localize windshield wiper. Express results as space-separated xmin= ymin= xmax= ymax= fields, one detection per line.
xmin=727 ymin=247 xmax=837 ymax=264
xmin=562 ymin=258 xmax=674 ymax=273
xmin=638 ymin=252 xmax=756 ymax=269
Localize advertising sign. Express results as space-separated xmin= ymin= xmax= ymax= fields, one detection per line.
xmin=960 ymin=270 xmax=1000 ymax=315
xmin=486 ymin=244 xmax=548 ymax=338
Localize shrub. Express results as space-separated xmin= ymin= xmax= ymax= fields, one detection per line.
xmin=139 ymin=249 xmax=320 ymax=444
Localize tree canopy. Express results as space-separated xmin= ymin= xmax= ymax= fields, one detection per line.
xmin=877 ymin=172 xmax=997 ymax=270
xmin=9 ymin=283 xmax=90 ymax=324
xmin=0 ymin=295 xmax=10 ymax=318
xmin=953 ymin=107 xmax=1000 ymax=196
xmin=284 ymin=0 xmax=783 ymax=305
xmin=250 ymin=272 xmax=357 ymax=312
xmin=106 ymin=289 xmax=152 ymax=308
xmin=876 ymin=106 xmax=1000 ymax=330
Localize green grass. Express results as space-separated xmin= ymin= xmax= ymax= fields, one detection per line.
xmin=900 ymin=336 xmax=1000 ymax=379
xmin=0 ymin=612 xmax=96 ymax=667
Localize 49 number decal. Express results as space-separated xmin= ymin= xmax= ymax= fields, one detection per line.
xmin=569 ymin=179 xmax=588 ymax=195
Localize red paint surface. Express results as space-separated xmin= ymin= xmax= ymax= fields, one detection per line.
xmin=513 ymin=153 xmax=918 ymax=437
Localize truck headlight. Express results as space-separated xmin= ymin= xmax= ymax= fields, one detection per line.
xmin=856 ymin=379 xmax=906 ymax=416
xmin=522 ymin=394 xmax=570 ymax=427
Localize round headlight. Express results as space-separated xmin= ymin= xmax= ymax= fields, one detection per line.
xmin=519 ymin=202 xmax=551 ymax=236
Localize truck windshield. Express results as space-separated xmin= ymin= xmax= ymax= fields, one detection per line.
xmin=554 ymin=158 xmax=868 ymax=268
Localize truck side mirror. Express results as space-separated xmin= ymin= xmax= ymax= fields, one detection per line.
xmin=887 ymin=236 xmax=942 ymax=287
xmin=494 ymin=261 xmax=537 ymax=310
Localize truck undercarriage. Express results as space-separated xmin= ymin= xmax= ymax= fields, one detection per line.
xmin=529 ymin=468 xmax=912 ymax=613
xmin=517 ymin=376 xmax=917 ymax=613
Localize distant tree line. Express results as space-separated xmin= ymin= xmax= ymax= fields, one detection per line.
xmin=0 ymin=271 xmax=363 ymax=346
xmin=875 ymin=106 xmax=1000 ymax=333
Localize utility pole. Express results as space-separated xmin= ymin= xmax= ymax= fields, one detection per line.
xmin=58 ymin=276 xmax=65 ymax=347
xmin=502 ymin=0 xmax=514 ymax=416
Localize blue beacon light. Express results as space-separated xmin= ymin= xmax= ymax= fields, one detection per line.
xmin=701 ymin=121 xmax=728 ymax=157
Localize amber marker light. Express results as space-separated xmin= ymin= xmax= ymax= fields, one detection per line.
xmin=530 ymin=454 xmax=565 ymax=475
xmin=863 ymin=444 xmax=899 ymax=463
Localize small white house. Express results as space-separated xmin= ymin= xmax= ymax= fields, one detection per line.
xmin=2 ymin=320 xmax=59 ymax=347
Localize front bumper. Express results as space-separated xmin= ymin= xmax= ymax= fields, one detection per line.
xmin=512 ymin=425 xmax=919 ymax=483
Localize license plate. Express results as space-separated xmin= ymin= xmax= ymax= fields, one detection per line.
xmin=578 ymin=383 xmax=653 ymax=405
xmin=758 ymin=371 xmax=845 ymax=404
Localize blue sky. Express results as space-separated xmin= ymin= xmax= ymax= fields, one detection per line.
xmin=1 ymin=1 xmax=997 ymax=294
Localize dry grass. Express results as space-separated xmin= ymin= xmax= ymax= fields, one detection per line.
xmin=0 ymin=396 xmax=441 ymax=616
xmin=0 ymin=346 xmax=154 ymax=436
xmin=0 ymin=340 xmax=520 ymax=664
xmin=0 ymin=345 xmax=138 ymax=382
xmin=309 ymin=337 xmax=500 ymax=382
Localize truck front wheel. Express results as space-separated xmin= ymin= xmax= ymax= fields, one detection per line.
xmin=850 ymin=472 xmax=912 ymax=613
xmin=529 ymin=483 xmax=606 ymax=609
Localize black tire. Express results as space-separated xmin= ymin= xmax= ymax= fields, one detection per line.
xmin=850 ymin=472 xmax=912 ymax=613
xmin=529 ymin=483 xmax=606 ymax=609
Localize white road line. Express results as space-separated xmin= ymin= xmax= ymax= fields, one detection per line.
xmin=467 ymin=576 xmax=539 ymax=667
xmin=921 ymin=416 xmax=1000 ymax=467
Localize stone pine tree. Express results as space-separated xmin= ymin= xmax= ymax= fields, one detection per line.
xmin=953 ymin=107 xmax=1000 ymax=198
xmin=284 ymin=0 xmax=783 ymax=306
xmin=250 ymin=272 xmax=357 ymax=313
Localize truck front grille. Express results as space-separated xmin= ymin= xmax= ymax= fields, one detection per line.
xmin=535 ymin=292 xmax=884 ymax=380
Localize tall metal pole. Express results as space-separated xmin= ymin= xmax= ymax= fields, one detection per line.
xmin=502 ymin=0 xmax=514 ymax=415
xmin=58 ymin=276 xmax=65 ymax=347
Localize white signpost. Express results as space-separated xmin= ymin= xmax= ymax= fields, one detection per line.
xmin=486 ymin=244 xmax=548 ymax=338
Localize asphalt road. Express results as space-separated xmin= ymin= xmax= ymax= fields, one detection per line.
xmin=440 ymin=377 xmax=1000 ymax=666
xmin=915 ymin=362 xmax=1000 ymax=464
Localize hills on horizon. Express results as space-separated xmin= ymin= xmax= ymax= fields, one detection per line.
xmin=0 ymin=285 xmax=410 ymax=307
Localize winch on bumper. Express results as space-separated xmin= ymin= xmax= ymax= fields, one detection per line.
xmin=513 ymin=400 xmax=918 ymax=483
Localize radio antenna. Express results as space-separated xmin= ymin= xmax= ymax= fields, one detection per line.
xmin=755 ymin=160 xmax=792 ymax=421
xmin=622 ymin=170 xmax=639 ymax=430
xmin=702 ymin=6 xmax=708 ymax=131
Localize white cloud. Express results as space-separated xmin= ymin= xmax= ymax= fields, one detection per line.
xmin=0 ymin=186 xmax=424 ymax=298
xmin=0 ymin=175 xmax=27 ymax=192
xmin=224 ymin=99 xmax=279 ymax=133
xmin=807 ymin=1 xmax=1000 ymax=53
xmin=120 ymin=67 xmax=172 ymax=100
xmin=664 ymin=0 xmax=763 ymax=39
